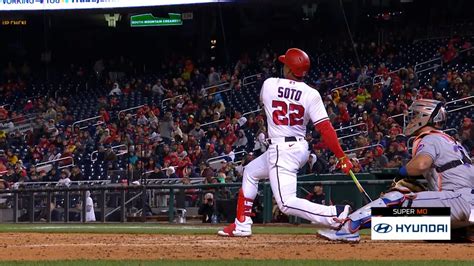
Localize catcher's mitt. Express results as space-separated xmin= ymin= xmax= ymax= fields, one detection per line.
xmin=387 ymin=178 xmax=427 ymax=194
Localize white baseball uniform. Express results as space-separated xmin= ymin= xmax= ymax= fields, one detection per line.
xmin=241 ymin=77 xmax=343 ymax=226
xmin=85 ymin=193 xmax=96 ymax=222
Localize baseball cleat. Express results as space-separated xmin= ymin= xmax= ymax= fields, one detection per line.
xmin=317 ymin=228 xmax=360 ymax=242
xmin=217 ymin=217 xmax=253 ymax=237
xmin=217 ymin=223 xmax=252 ymax=237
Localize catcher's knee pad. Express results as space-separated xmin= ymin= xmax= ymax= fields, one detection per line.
xmin=347 ymin=191 xmax=406 ymax=232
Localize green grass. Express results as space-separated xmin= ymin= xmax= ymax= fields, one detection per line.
xmin=0 ymin=260 xmax=471 ymax=266
xmin=0 ymin=223 xmax=370 ymax=235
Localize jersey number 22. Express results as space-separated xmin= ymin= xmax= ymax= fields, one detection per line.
xmin=272 ymin=100 xmax=305 ymax=126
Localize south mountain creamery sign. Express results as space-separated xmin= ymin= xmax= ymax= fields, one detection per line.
xmin=130 ymin=13 xmax=182 ymax=27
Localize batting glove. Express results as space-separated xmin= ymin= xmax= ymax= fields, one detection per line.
xmin=337 ymin=156 xmax=353 ymax=175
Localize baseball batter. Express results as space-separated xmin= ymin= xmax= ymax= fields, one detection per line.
xmin=218 ymin=48 xmax=354 ymax=237
xmin=318 ymin=99 xmax=474 ymax=242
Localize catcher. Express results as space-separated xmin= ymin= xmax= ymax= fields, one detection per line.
xmin=318 ymin=99 xmax=474 ymax=242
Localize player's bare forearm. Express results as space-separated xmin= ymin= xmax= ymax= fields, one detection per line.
xmin=314 ymin=120 xmax=345 ymax=158
xmin=405 ymin=154 xmax=433 ymax=176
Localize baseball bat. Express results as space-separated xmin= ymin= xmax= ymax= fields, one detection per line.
xmin=348 ymin=170 xmax=373 ymax=203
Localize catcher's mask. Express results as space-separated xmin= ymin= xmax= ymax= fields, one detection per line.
xmin=404 ymin=99 xmax=447 ymax=136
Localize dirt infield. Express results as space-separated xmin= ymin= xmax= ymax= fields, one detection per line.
xmin=0 ymin=233 xmax=472 ymax=261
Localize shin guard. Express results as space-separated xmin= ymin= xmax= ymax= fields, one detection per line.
xmin=346 ymin=191 xmax=406 ymax=232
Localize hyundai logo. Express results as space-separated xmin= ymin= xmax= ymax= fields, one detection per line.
xmin=374 ymin=223 xmax=393 ymax=233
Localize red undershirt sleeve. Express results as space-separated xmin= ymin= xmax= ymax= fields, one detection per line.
xmin=314 ymin=119 xmax=345 ymax=158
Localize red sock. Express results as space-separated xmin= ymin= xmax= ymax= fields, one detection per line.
xmin=236 ymin=189 xmax=254 ymax=223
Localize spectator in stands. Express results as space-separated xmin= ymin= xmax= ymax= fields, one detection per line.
xmin=372 ymin=146 xmax=388 ymax=169
xmin=233 ymin=130 xmax=248 ymax=150
xmin=103 ymin=146 xmax=117 ymax=163
xmin=208 ymin=67 xmax=220 ymax=86
xmin=214 ymin=101 xmax=226 ymax=116
xmin=176 ymin=144 xmax=187 ymax=160
xmin=159 ymin=112 xmax=174 ymax=145
xmin=220 ymin=144 xmax=235 ymax=162
xmin=43 ymin=168 xmax=58 ymax=182
xmin=360 ymin=150 xmax=375 ymax=171
xmin=70 ymin=166 xmax=84 ymax=181
xmin=165 ymin=166 xmax=178 ymax=179
xmin=143 ymin=84 xmax=152 ymax=97
xmin=137 ymin=114 xmax=148 ymax=126
xmin=0 ymin=106 xmax=8 ymax=120
xmin=300 ymin=153 xmax=318 ymax=175
xmin=128 ymin=151 xmax=138 ymax=165
xmin=0 ymin=160 xmax=7 ymax=173
xmin=44 ymin=106 xmax=57 ymax=121
xmin=147 ymin=166 xmax=166 ymax=179
xmin=151 ymin=79 xmax=166 ymax=97
xmin=350 ymin=158 xmax=363 ymax=173
xmin=108 ymin=82 xmax=122 ymax=96
xmin=144 ymin=158 xmax=156 ymax=171
xmin=441 ymin=43 xmax=458 ymax=64
xmin=129 ymin=160 xmax=145 ymax=181
xmin=387 ymin=155 xmax=403 ymax=168
xmin=355 ymin=87 xmax=371 ymax=106
xmin=381 ymin=71 xmax=392 ymax=93
xmin=336 ymin=102 xmax=350 ymax=123
xmin=37 ymin=170 xmax=47 ymax=182
xmin=407 ymin=71 xmax=419 ymax=90
xmin=189 ymin=122 xmax=205 ymax=143
xmin=327 ymin=156 xmax=338 ymax=173
xmin=305 ymin=183 xmax=326 ymax=205
xmin=0 ymin=173 xmax=8 ymax=189
xmin=57 ymin=169 xmax=71 ymax=187
xmin=3 ymin=168 xmax=16 ymax=184
xmin=28 ymin=166 xmax=39 ymax=181
xmin=253 ymin=126 xmax=267 ymax=156
xmin=385 ymin=142 xmax=399 ymax=161
xmin=198 ymin=192 xmax=215 ymax=223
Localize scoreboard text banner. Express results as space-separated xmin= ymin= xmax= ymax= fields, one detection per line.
xmin=0 ymin=0 xmax=230 ymax=11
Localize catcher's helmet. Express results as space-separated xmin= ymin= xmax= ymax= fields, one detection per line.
xmin=404 ymin=99 xmax=447 ymax=136
xmin=278 ymin=48 xmax=310 ymax=78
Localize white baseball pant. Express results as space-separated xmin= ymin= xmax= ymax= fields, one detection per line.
xmin=242 ymin=139 xmax=341 ymax=226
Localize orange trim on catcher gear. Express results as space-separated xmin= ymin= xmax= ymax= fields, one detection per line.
xmin=412 ymin=130 xmax=456 ymax=155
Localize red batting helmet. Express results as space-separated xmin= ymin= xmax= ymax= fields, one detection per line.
xmin=278 ymin=48 xmax=310 ymax=78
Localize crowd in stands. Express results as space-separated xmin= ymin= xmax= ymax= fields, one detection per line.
xmin=0 ymin=35 xmax=472 ymax=190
